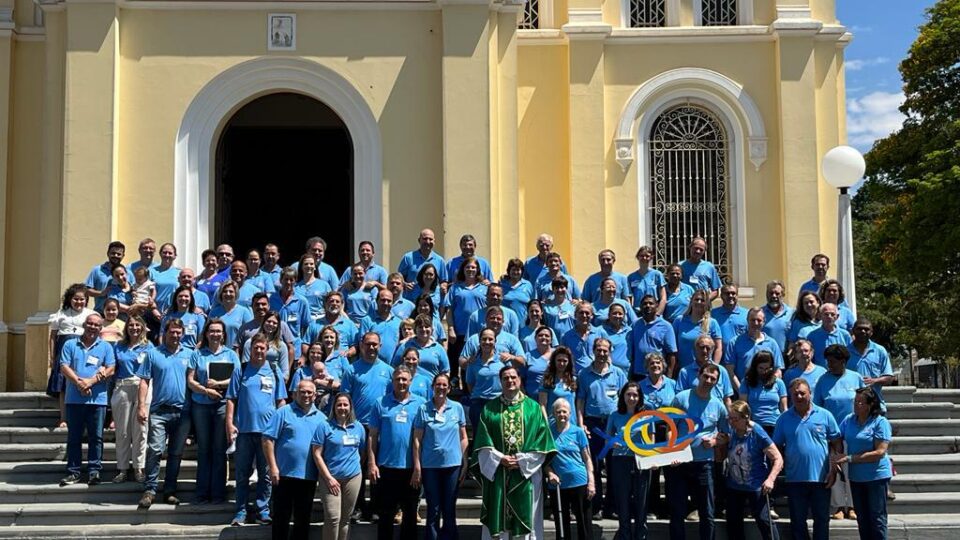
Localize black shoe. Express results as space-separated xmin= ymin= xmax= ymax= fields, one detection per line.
xmin=138 ymin=492 xmax=155 ymax=509
xmin=350 ymin=509 xmax=362 ymax=523
xmin=59 ymin=473 xmax=81 ymax=487
xmin=87 ymin=472 xmax=102 ymax=486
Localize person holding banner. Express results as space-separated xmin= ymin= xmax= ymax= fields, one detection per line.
xmin=606 ymin=382 xmax=651 ymax=540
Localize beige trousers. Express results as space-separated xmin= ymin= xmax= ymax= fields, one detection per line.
xmin=320 ymin=473 xmax=362 ymax=540
xmin=111 ymin=378 xmax=149 ymax=470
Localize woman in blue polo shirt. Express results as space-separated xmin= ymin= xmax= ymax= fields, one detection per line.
xmin=739 ymin=351 xmax=788 ymax=436
xmin=393 ymin=314 xmax=449 ymax=377
xmin=161 ymin=286 xmax=206 ymax=350
xmin=208 ymin=281 xmax=253 ymax=349
xmin=523 ymin=326 xmax=554 ymax=398
xmin=519 ymin=300 xmax=557 ymax=354
xmin=601 ymin=302 xmax=634 ymax=373
xmin=444 ymin=257 xmax=488 ymax=384
xmin=593 ymin=277 xmax=638 ymax=328
xmin=412 ymin=373 xmax=468 ymax=540
xmin=295 ymin=254 xmax=333 ymax=321
xmin=722 ymin=400 xmax=783 ymax=540
xmin=628 ymin=246 xmax=667 ymax=316
xmin=340 ymin=264 xmax=374 ymax=324
xmin=463 ymin=328 xmax=504 ymax=430
xmin=663 ymin=264 xmax=695 ymax=323
xmin=500 ymin=258 xmax=535 ymax=321
xmin=412 ymin=263 xmax=443 ymax=309
xmin=186 ymin=319 xmax=240 ymax=504
xmin=638 ymin=351 xmax=677 ymax=518
xmin=241 ymin=312 xmax=291 ymax=380
xmin=312 ymin=393 xmax=366 ymax=540
xmin=544 ymin=398 xmax=594 ymax=540
xmin=673 ymin=289 xmax=722 ymax=370
xmin=538 ymin=346 xmax=579 ymax=421
xmin=606 ymin=382 xmax=652 ymax=539
xmin=111 ymin=315 xmax=153 ymax=483
xmin=835 ymin=387 xmax=893 ymax=540
xmin=414 ymin=295 xmax=448 ymax=348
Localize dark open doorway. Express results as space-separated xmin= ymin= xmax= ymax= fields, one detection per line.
xmin=215 ymin=92 xmax=353 ymax=272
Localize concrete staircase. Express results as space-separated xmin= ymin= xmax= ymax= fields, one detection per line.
xmin=0 ymin=388 xmax=958 ymax=539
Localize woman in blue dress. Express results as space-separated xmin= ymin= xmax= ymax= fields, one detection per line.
xmin=538 ymin=346 xmax=579 ymax=422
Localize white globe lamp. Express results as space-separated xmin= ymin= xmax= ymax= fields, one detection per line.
xmin=822 ymin=145 xmax=865 ymax=313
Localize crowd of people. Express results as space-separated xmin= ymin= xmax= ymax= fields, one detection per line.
xmin=48 ymin=231 xmax=897 ymax=540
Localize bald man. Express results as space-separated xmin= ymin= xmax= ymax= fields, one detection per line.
xmin=397 ymin=229 xmax=448 ymax=301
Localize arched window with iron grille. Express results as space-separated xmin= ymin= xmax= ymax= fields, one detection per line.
xmin=649 ymin=105 xmax=730 ymax=277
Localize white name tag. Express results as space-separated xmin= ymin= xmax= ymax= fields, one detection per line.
xmin=136 ymin=353 xmax=146 ymax=365
xmin=435 ymin=412 xmax=446 ymax=423
xmin=342 ymin=435 xmax=358 ymax=446
xmin=86 ymin=356 xmax=100 ymax=366
xmin=605 ymin=389 xmax=618 ymax=399
xmin=260 ymin=375 xmax=274 ymax=393
xmin=395 ymin=411 xmax=408 ymax=423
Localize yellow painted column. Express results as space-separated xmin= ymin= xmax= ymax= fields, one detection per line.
xmin=440 ymin=1 xmax=494 ymax=258
xmin=563 ymin=10 xmax=610 ymax=276
xmin=0 ymin=5 xmax=14 ymax=387
xmin=494 ymin=3 xmax=522 ymax=272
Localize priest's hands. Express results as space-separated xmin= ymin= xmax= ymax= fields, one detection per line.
xmin=500 ymin=454 xmax=520 ymax=470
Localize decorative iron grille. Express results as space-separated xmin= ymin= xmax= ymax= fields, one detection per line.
xmin=701 ymin=0 xmax=737 ymax=26
xmin=629 ymin=0 xmax=666 ymax=28
xmin=520 ymin=0 xmax=539 ymax=29
xmin=649 ymin=105 xmax=730 ymax=277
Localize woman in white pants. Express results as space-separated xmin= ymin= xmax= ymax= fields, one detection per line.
xmin=110 ymin=316 xmax=153 ymax=483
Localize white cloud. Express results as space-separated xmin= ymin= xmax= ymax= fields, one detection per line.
xmin=846 ymin=91 xmax=906 ymax=150
xmin=845 ymin=57 xmax=889 ymax=71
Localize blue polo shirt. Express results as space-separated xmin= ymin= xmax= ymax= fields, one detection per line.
xmin=606 ymin=411 xmax=641 ymax=457
xmin=519 ymin=326 xmax=559 ymax=354
xmin=409 ymin=285 xmax=442 ymax=312
xmin=196 ymin=267 xmax=230 ymax=299
xmin=188 ymin=347 xmax=241 ymax=405
xmin=312 ymin=420 xmax=366 ymax=479
xmin=601 ymin=323 xmax=633 ymax=373
xmin=763 ymin=304 xmax=796 ymax=352
xmin=391 ymin=298 xmax=416 ymax=320
xmin=848 ymin=341 xmax=893 ymax=403
xmin=240 ymin=339 xmax=290 ymax=380
xmin=338 ymin=262 xmax=389 ymax=288
xmin=550 ymin=424 xmax=590 ymax=487
xmin=152 ymin=266 xmax=181 ymax=312
xmin=535 ymin=273 xmax=582 ymax=302
xmin=304 ymin=316 xmax=359 ymax=356
xmin=207 ymin=304 xmax=253 ymax=349
xmin=840 ymin=414 xmax=893 ymax=483
xmin=522 ymin=351 xmax=551 ymax=397
xmin=576 ymin=366 xmax=628 ymax=419
xmin=800 ymin=326 xmax=853 ymax=367
xmin=341 ymin=284 xmax=376 ymax=323
xmin=726 ymin=333 xmax=785 ymax=382
xmin=103 ymin=282 xmax=132 ymax=310
xmin=127 ymin=260 xmax=157 ymax=283
xmin=799 ymin=279 xmax=823 ymax=294
xmin=543 ymin=300 xmax=577 ymax=338
xmin=60 ymin=338 xmax=116 ymax=406
xmin=813 ymin=369 xmax=865 ymax=423
xmin=359 ymin=312 xmax=403 ymax=363
xmin=664 ymin=283 xmax=695 ymax=323
xmin=461 ymin=331 xmax=524 ymax=363
xmin=464 ymin=358 xmax=505 ymax=400
xmin=639 ymin=376 xmax=678 ymax=410
xmin=113 ymin=342 xmax=153 ymax=380
xmin=837 ymin=305 xmax=856 ymax=333
xmin=295 ymin=279 xmax=333 ymax=320
xmin=317 ymin=262 xmax=340 ymax=293
xmin=523 ymin=255 xmax=568 ymax=283
xmin=230 ymin=281 xmax=261 ymax=309
xmin=414 ymin=399 xmax=467 ymax=469
xmin=500 ymin=278 xmax=535 ymax=321
xmin=160 ymin=311 xmax=206 ymax=350
xmin=783 ymin=364 xmax=828 ymax=399
xmin=398 ymin=250 xmax=448 ymax=300
xmin=466 ymin=306 xmax=521 ymax=338
xmin=712 ymin=306 xmax=748 ymax=352
xmin=247 ymin=270 xmax=277 ymax=296
xmin=671 ymin=389 xmax=728 ymax=462
xmin=371 ymin=393 xmax=426 ymax=468
xmin=158 ymin=288 xmax=211 ymax=315
xmin=560 ymin=327 xmax=609 ymax=372
xmin=84 ymin=262 xmax=114 ymax=312
xmin=773 ymin=405 xmax=840 ymax=482
xmin=410 ymin=373 xmax=433 ymax=401
xmin=630 ymin=316 xmax=677 ymax=376
xmin=786 ymin=319 xmax=818 ymax=346
xmin=582 ymin=271 xmax=630 ymax=303
xmin=740 ymin=379 xmax=787 ymax=427
xmin=137 ymin=344 xmax=192 ymax=411
xmin=539 ymin=380 xmax=578 ymax=421
xmin=443 ymin=282 xmax=487 ymax=335
xmin=678 ymin=260 xmax=721 ymax=292
xmin=674 ymin=315 xmax=723 ymax=369
xmin=627 ymin=269 xmax=667 ymax=311
xmin=677 ymin=362 xmax=733 ymax=402
xmin=225 ymin=361 xmax=287 ymax=433
xmin=341 ymin=359 xmax=393 ymax=425
xmin=447 ymin=255 xmax=493 ymax=283
xmin=725 ymin=425 xmax=775 ymax=492
xmin=592 ymin=298 xmax=638 ymax=328
xmin=269 ymin=293 xmax=311 ymax=350
xmin=393 ymin=340 xmax=449 ymax=377
xmin=263 ymin=403 xmax=328 ymax=480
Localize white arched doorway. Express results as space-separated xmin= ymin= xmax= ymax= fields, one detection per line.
xmin=174 ymin=57 xmax=382 ymax=270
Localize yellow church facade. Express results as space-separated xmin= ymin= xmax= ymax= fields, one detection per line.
xmin=0 ymin=0 xmax=850 ymax=389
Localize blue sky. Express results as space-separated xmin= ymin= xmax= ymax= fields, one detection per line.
xmin=836 ymin=0 xmax=936 ymax=152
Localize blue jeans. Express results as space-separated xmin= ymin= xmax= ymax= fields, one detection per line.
xmin=65 ymin=404 xmax=106 ymax=476
xmin=851 ymin=479 xmax=889 ymax=540
xmin=786 ymin=482 xmax=831 ymax=540
xmin=235 ymin=432 xmax=271 ymax=515
xmin=726 ymin=487 xmax=779 ymax=540
xmin=144 ymin=406 xmax=190 ymax=494
xmin=191 ymin=401 xmax=227 ymax=502
xmin=666 ymin=461 xmax=715 ymax=540
xmin=423 ymin=466 xmax=461 ymax=540
xmin=609 ymin=455 xmax=651 ymax=540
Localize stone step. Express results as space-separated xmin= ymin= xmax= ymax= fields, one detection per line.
xmin=888 ymin=454 xmax=960 ymax=475
xmin=0 ymin=427 xmax=116 ymax=444
xmin=0 ymin=479 xmax=227 ymax=505
xmin=885 ymin=402 xmax=955 ymax=420
xmin=0 ymin=461 xmax=203 ymax=484
xmin=890 ymin=419 xmax=960 ymax=437
xmin=886 ymin=436 xmax=960 ymax=455
xmin=0 ymin=443 xmax=198 ymax=463
xmin=0 ymin=393 xmax=58 ymax=411
xmin=883 ymin=387 xmax=917 ymax=403
xmin=890 ymin=473 xmax=960 ymax=494
xmin=0 ymin=410 xmax=60 ymax=428
xmin=913 ymin=389 xmax=960 ymax=405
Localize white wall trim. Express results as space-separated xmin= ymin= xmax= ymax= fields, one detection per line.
xmin=616 ymin=68 xmax=767 ymax=287
xmin=174 ymin=57 xmax=383 ymax=271
xmin=117 ymin=0 xmax=439 ymax=11
xmin=0 ymin=321 xmax=8 ymax=334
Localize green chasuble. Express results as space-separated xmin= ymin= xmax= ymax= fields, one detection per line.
xmin=470 ymin=395 xmax=557 ymax=537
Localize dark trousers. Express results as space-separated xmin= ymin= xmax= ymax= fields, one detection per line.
xmin=271 ymin=476 xmax=317 ymax=540
xmin=851 ymin=479 xmax=889 ymax=540
xmin=648 ymin=468 xmax=666 ymax=517
xmin=609 ymin=456 xmax=651 ymax=540
xmin=65 ymin=404 xmax=107 ymax=476
xmin=423 ymin=466 xmax=461 ymax=540
xmin=376 ymin=467 xmax=419 ymax=540
xmin=448 ymin=335 xmax=466 ymax=384
xmin=583 ymin=416 xmax=610 ymax=515
xmin=786 ymin=482 xmax=831 ymax=540
xmin=666 ymin=461 xmax=715 ymax=540
xmin=727 ymin=487 xmax=779 ymax=540
xmin=358 ymin=424 xmax=374 ymax=516
xmin=547 ymin=483 xmax=592 ymax=540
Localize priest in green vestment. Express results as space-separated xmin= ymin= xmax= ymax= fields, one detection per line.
xmin=470 ymin=365 xmax=557 ymax=539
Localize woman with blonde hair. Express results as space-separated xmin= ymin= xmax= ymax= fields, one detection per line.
xmin=673 ymin=288 xmax=722 ymax=371
xmin=110 ymin=315 xmax=153 ymax=483
xmin=312 ymin=393 xmax=366 ymax=540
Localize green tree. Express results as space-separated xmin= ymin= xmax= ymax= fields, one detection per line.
xmin=855 ymin=0 xmax=960 ymax=378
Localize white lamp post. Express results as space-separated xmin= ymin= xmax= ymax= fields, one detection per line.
xmin=822 ymin=145 xmax=865 ymax=314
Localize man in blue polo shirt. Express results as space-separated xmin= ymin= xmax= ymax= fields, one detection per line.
xmin=269 ymin=268 xmax=311 ymax=354
xmin=263 ymin=379 xmax=328 ymax=539
xmin=726 ymin=307 xmax=785 ymax=388
xmin=368 ymin=365 xmax=426 ymax=539
xmin=338 ymin=240 xmax=389 ymax=289
xmin=668 ymin=362 xmax=728 ymax=540
xmin=761 ymin=280 xmax=794 ymax=353
xmin=800 ymin=254 xmax=831 ymax=294
xmin=678 ymin=236 xmax=722 ymax=301
xmin=262 ymin=243 xmax=283 ymax=288
xmin=801 ymin=303 xmax=853 ymax=367
xmin=712 ymin=284 xmax=748 ymax=356
xmin=523 ymin=233 xmax=569 ymax=282
xmin=359 ymin=288 xmax=404 ymax=364
xmin=465 ymin=284 xmax=521 ymax=338
xmin=458 ymin=307 xmax=525 ymax=373
xmin=398 ymin=229 xmax=447 ymax=300
xmin=631 ymin=295 xmax=678 ymax=378
xmin=305 ymin=237 xmax=341 ymax=292
xmin=446 ymin=234 xmax=493 ymax=284
xmin=677 ymin=335 xmax=734 ymax=407
xmin=225 ymin=333 xmax=288 ymax=526
xmin=560 ymin=303 xmax=607 ymax=372
xmin=136 ymin=319 xmax=193 ymax=508
xmin=58 ymin=314 xmax=116 ymax=487
xmin=848 ymin=317 xmax=895 ymax=405
xmin=303 ymin=291 xmax=358 ymax=359
xmin=774 ymin=378 xmax=843 ymax=540
xmin=582 ymin=249 xmax=630 ymax=303
xmin=85 ymin=241 xmax=125 ymax=312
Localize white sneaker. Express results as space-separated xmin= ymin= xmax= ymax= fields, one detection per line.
xmin=685 ymin=510 xmax=699 ymax=522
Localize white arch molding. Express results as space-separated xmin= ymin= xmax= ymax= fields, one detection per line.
xmin=174 ymin=57 xmax=383 ymax=271
xmin=615 ymin=67 xmax=768 ymax=288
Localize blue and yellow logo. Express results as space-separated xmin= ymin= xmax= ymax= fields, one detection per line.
xmin=593 ymin=407 xmax=703 ymax=460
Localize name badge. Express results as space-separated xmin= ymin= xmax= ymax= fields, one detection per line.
xmin=342 ymin=435 xmax=358 ymax=446
xmin=185 ymin=324 xmax=197 ymax=336
xmin=287 ymin=315 xmax=298 ymax=323
xmin=605 ymin=389 xmax=618 ymax=399
xmin=86 ymin=356 xmax=100 ymax=366
xmin=260 ymin=375 xmax=274 ymax=393
xmin=136 ymin=353 xmax=146 ymax=365
xmin=396 ymin=411 xmax=408 ymax=423
xmin=435 ymin=412 xmax=446 ymax=424
xmin=689 ymin=276 xmax=699 ymax=285
xmin=559 ymin=312 xmax=571 ymax=319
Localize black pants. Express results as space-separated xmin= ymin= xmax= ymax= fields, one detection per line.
xmin=448 ymin=335 xmax=466 ymax=384
xmin=727 ymin=488 xmax=778 ymax=540
xmin=271 ymin=476 xmax=317 ymax=540
xmin=376 ymin=467 xmax=419 ymax=540
xmin=547 ymin=484 xmax=592 ymax=540
xmin=358 ymin=424 xmax=374 ymax=516
xmin=583 ymin=416 xmax=610 ymax=515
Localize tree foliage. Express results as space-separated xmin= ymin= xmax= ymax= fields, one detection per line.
xmin=854 ymin=0 xmax=960 ymax=369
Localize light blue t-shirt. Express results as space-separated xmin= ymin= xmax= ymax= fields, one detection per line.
xmin=582 ymin=271 xmax=630 ymax=303
xmin=312 ymin=420 xmax=366 ymax=479
xmin=392 ymin=340 xmax=449 ymax=377
xmin=500 ymin=278 xmax=535 ymax=322
xmin=371 ymin=393 xmax=426 ymax=469
xmin=639 ymin=376 xmax=678 ymax=410
xmin=576 ymin=366 xmax=628 ymax=419
xmin=560 ymin=327 xmax=609 ymax=372
xmin=443 ymin=282 xmax=487 ymax=335
xmin=763 ymin=304 xmax=796 ymax=353
xmin=673 ymin=316 xmax=723 ymax=369
xmin=519 ymin=326 xmax=558 ymax=355
xmin=786 ymin=318 xmax=818 ymax=346
xmin=295 ymin=279 xmax=333 ymax=321
xmin=358 ymin=312 xmax=403 ymax=364
xmin=602 ymin=323 xmax=633 ymax=373
xmin=113 ymin=342 xmax=154 ymax=380
xmin=446 ymin=255 xmax=493 ymax=284
xmin=414 ymin=399 xmax=467 ymax=469
xmin=773 ymin=405 xmax=840 ymax=483
xmin=740 ymin=379 xmax=787 ymax=427
xmin=539 ymin=379 xmax=578 ymax=422
xmin=813 ymin=369 xmax=865 ymax=424
xmin=523 ymin=255 xmax=568 ymax=283
xmin=225 ymin=361 xmax=287 ymax=434
xmin=207 ymin=304 xmax=253 ymax=349
xmin=677 ymin=362 xmax=733 ymax=402
xmin=465 ymin=358 xmax=505 ymax=400
xmin=341 ymin=359 xmax=393 ymax=425
xmin=592 ymin=298 xmax=638 ymax=328
xmin=800 ymin=326 xmax=853 ymax=368
xmin=725 ymin=425 xmax=775 ymax=492
xmin=783 ymin=364 xmax=828 ymax=399
xmin=466 ymin=306 xmax=521 ymax=338
xmin=522 ymin=351 xmax=551 ymax=397
xmin=263 ymin=403 xmax=327 ymax=480
xmin=152 ymin=266 xmax=181 ymax=312
xmin=137 ymin=344 xmax=192 ymax=411
xmin=84 ymin=263 xmax=113 ymax=312
xmin=671 ymin=389 xmax=728 ymax=462
xmin=460 ymin=331 xmax=524 ymax=363
xmin=630 ymin=317 xmax=678 ymax=376
xmin=840 ymin=413 xmax=893 ymax=483
xmin=398 ymin=250 xmax=448 ymax=300
xmin=188 ymin=346 xmax=241 ymax=405
xmin=678 ymin=259 xmax=722 ymax=292
xmin=726 ymin=333 xmax=785 ymax=382
xmin=712 ymin=305 xmax=748 ymax=353
xmin=542 ymin=300 xmax=577 ymax=338
xmin=535 ymin=273 xmax=582 ymax=303
xmin=627 ymin=268 xmax=667 ymax=311
xmin=341 ymin=284 xmax=375 ymax=323
xmin=303 ymin=316 xmax=359 ymax=357
xmin=60 ymin=338 xmax=116 ymax=406
xmin=269 ymin=293 xmax=311 ymax=349
xmin=847 ymin=341 xmax=893 ymax=403
xmin=160 ymin=311 xmax=206 ymax=350
xmin=664 ymin=283 xmax=695 ymax=324
xmin=550 ymin=424 xmax=590 ymax=487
